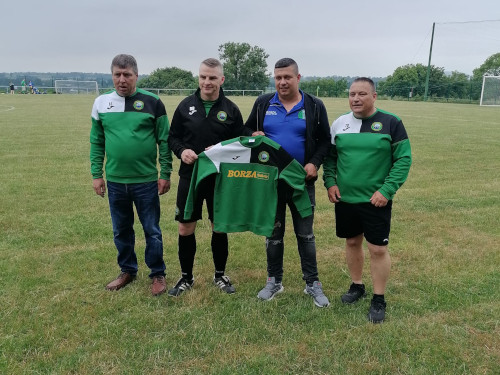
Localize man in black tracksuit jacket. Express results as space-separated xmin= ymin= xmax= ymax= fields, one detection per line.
xmin=167 ymin=58 xmax=252 ymax=297
xmin=244 ymin=57 xmax=331 ymax=307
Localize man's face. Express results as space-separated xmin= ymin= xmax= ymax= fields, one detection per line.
xmin=349 ymin=81 xmax=377 ymax=118
xmin=274 ymin=66 xmax=300 ymax=101
xmin=199 ymin=64 xmax=224 ymax=101
xmin=112 ymin=66 xmax=138 ymax=97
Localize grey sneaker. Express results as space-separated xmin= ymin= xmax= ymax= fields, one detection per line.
xmin=213 ymin=275 xmax=236 ymax=294
xmin=167 ymin=277 xmax=194 ymax=297
xmin=257 ymin=277 xmax=284 ymax=301
xmin=304 ymin=281 xmax=330 ymax=308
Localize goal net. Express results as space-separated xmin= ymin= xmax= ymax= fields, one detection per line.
xmin=480 ymin=76 xmax=500 ymax=106
xmin=54 ymin=80 xmax=99 ymax=95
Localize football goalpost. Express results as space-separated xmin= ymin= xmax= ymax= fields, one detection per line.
xmin=54 ymin=80 xmax=99 ymax=95
xmin=480 ymin=75 xmax=500 ymax=106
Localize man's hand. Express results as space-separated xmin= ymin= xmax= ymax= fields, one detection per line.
xmin=158 ymin=179 xmax=170 ymax=195
xmin=327 ymin=185 xmax=341 ymax=203
xmin=252 ymin=131 xmax=265 ymax=136
xmin=304 ymin=163 xmax=318 ymax=181
xmin=181 ymin=149 xmax=198 ymax=165
xmin=370 ymin=191 xmax=388 ymax=207
xmin=93 ymin=178 xmax=106 ymax=197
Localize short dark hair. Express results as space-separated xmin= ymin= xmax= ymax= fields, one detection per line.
xmin=352 ymin=77 xmax=376 ymax=92
xmin=274 ymin=58 xmax=299 ymax=75
xmin=201 ymin=58 xmax=223 ymax=75
xmin=111 ymin=54 xmax=138 ymax=75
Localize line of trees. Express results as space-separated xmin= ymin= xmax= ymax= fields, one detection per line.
xmin=3 ymin=44 xmax=499 ymax=103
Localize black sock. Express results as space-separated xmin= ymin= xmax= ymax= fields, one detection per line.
xmin=178 ymin=233 xmax=196 ymax=281
xmin=211 ymin=232 xmax=228 ymax=278
xmin=373 ymin=294 xmax=385 ymax=302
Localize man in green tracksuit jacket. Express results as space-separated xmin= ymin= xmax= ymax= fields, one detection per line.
xmin=323 ymin=77 xmax=412 ymax=323
xmin=90 ymin=54 xmax=172 ymax=296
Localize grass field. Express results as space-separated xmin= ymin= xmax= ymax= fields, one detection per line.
xmin=0 ymin=94 xmax=498 ymax=374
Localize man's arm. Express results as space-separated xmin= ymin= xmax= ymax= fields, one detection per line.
xmin=323 ymin=145 xmax=340 ymax=203
xmin=308 ymin=98 xmax=331 ymax=169
xmin=168 ymin=105 xmax=187 ymax=159
xmin=90 ymin=113 xmax=106 ymax=197
xmin=155 ymin=100 xmax=173 ymax=196
xmin=377 ymin=138 xmax=412 ymax=201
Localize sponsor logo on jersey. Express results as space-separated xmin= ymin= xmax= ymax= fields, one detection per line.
xmin=371 ymin=122 xmax=383 ymax=131
xmin=107 ymin=102 xmax=114 ymax=110
xmin=298 ymin=109 xmax=306 ymax=120
xmin=227 ymin=170 xmax=269 ymax=180
xmin=133 ymin=101 xmax=144 ymax=111
xmin=266 ymin=110 xmax=277 ymax=116
xmin=258 ymin=151 xmax=270 ymax=163
xmin=189 ymin=106 xmax=197 ymax=115
xmin=342 ymin=124 xmax=350 ymax=131
xmin=217 ymin=111 xmax=228 ymax=121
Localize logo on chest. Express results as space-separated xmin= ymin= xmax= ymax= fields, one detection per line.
xmin=217 ymin=111 xmax=228 ymax=122
xmin=133 ymin=101 xmax=144 ymax=111
xmin=371 ymin=122 xmax=383 ymax=131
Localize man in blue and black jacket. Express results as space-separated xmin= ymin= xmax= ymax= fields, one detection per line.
xmin=245 ymin=57 xmax=331 ymax=307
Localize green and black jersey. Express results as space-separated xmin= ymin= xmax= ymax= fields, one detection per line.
xmin=90 ymin=89 xmax=172 ymax=183
xmin=323 ymin=109 xmax=412 ymax=203
xmin=186 ymin=136 xmax=312 ymax=237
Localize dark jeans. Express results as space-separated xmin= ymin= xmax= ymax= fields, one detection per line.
xmin=266 ymin=184 xmax=319 ymax=284
xmin=107 ymin=181 xmax=166 ymax=278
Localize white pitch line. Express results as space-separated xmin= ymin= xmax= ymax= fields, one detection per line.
xmin=0 ymin=105 xmax=15 ymax=112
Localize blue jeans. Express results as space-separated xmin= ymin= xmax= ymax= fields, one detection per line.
xmin=107 ymin=181 xmax=165 ymax=278
xmin=266 ymin=184 xmax=319 ymax=284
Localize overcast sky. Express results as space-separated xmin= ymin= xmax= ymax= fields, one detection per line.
xmin=3 ymin=0 xmax=499 ymax=77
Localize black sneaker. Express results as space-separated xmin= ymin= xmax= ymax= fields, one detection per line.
xmin=167 ymin=277 xmax=194 ymax=297
xmin=213 ymin=275 xmax=236 ymax=294
xmin=341 ymin=283 xmax=366 ymax=304
xmin=367 ymin=298 xmax=386 ymax=323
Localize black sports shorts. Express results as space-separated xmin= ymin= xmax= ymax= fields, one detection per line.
xmin=335 ymin=200 xmax=393 ymax=246
xmin=175 ymin=175 xmax=216 ymax=223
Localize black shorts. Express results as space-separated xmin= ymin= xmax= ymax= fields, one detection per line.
xmin=175 ymin=175 xmax=216 ymax=223
xmin=335 ymin=201 xmax=392 ymax=246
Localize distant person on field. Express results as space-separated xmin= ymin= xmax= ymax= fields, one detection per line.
xmin=9 ymin=82 xmax=15 ymax=94
xmin=323 ymin=77 xmax=412 ymax=323
xmin=21 ymin=78 xmax=26 ymax=93
xmin=90 ymin=54 xmax=173 ymax=296
xmin=167 ymin=58 xmax=252 ymax=297
xmin=28 ymin=80 xmax=33 ymax=94
xmin=245 ymin=57 xmax=331 ymax=308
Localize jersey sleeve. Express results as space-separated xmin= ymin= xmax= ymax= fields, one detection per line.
xmin=278 ymin=158 xmax=312 ymax=218
xmin=378 ymin=137 xmax=412 ymax=200
xmin=89 ymin=104 xmax=105 ymax=179
xmin=155 ymin=100 xmax=173 ymax=180
xmin=184 ymin=152 xmax=218 ymax=220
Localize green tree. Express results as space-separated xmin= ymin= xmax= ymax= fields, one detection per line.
xmin=218 ymin=42 xmax=270 ymax=91
xmin=445 ymin=71 xmax=470 ymax=99
xmin=137 ymin=67 xmax=196 ymax=89
xmin=378 ymin=63 xmax=446 ymax=99
xmin=300 ymin=77 xmax=347 ymax=97
xmin=472 ymin=52 xmax=500 ymax=81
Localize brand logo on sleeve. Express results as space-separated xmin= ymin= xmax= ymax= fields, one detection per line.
xmin=371 ymin=122 xmax=383 ymax=131
xmin=189 ymin=106 xmax=197 ymax=115
xmin=217 ymin=111 xmax=228 ymax=121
